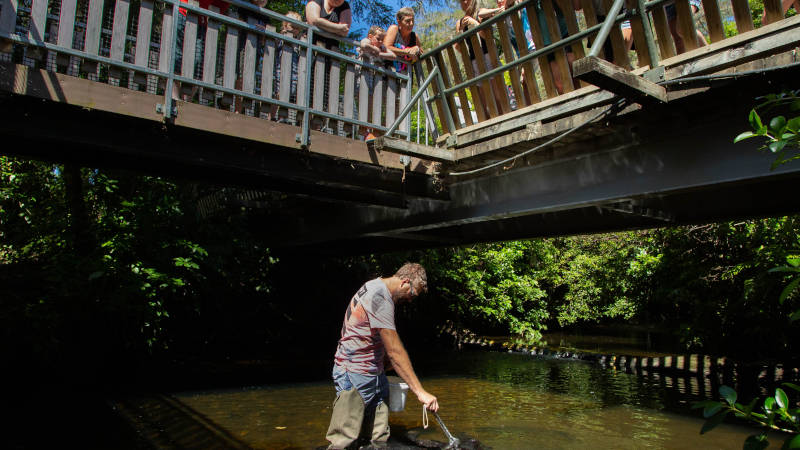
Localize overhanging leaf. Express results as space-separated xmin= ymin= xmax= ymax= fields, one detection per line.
xmin=750 ymin=109 xmax=764 ymax=130
xmin=735 ymin=131 xmax=757 ymax=143
xmin=775 ymin=388 xmax=788 ymax=409
xmin=779 ymin=277 xmax=800 ymax=305
xmin=720 ymin=385 xmax=738 ymax=405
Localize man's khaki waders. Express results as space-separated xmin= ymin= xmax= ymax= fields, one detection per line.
xmin=325 ymin=388 xmax=390 ymax=448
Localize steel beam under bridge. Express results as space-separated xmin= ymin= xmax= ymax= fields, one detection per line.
xmin=272 ymin=78 xmax=800 ymax=254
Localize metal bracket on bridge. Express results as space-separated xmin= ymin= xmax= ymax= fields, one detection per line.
xmin=156 ymin=103 xmax=177 ymax=117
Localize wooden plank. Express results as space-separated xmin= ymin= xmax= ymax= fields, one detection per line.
xmin=731 ymin=0 xmax=754 ymax=34
xmin=397 ymin=70 xmax=409 ymax=133
xmin=202 ymin=5 xmax=220 ymax=85
xmin=157 ymin=5 xmax=173 ymax=73
xmin=182 ymin=12 xmax=198 ymax=78
xmin=242 ymin=17 xmax=258 ymax=94
xmin=573 ymin=55 xmax=666 ymax=104
xmin=509 ymin=11 xmax=542 ymax=104
xmin=425 ymin=57 xmax=453 ymax=133
xmin=134 ymin=1 xmax=154 ymax=68
xmin=29 ymin=0 xmax=47 ymax=44
xmin=601 ymin=0 xmax=632 ymax=68
xmin=221 ymin=10 xmax=238 ymax=107
xmin=327 ymin=51 xmax=341 ymax=130
xmin=260 ymin=24 xmax=276 ymax=99
xmin=296 ymin=49 xmax=307 ymax=123
xmin=763 ymin=0 xmax=784 ymax=24
xmin=277 ymin=40 xmax=294 ymax=118
xmin=675 ymin=0 xmax=700 ymax=52
xmin=343 ymin=62 xmax=355 ymax=135
xmin=557 ymin=0 xmax=586 ymax=86
xmin=483 ymin=26 xmax=512 ymax=114
xmin=0 ymin=60 xmax=163 ymax=121
xmin=110 ymin=0 xmax=131 ymax=62
xmin=371 ymin=70 xmax=383 ymax=126
xmin=625 ymin=0 xmax=654 ymax=66
xmin=542 ymin=0 xmax=573 ymax=93
xmin=455 ymin=42 xmax=488 ymax=123
xmin=373 ymin=136 xmax=455 ymax=162
xmin=651 ymin=4 xmax=676 ymax=59
xmin=467 ymin=33 xmax=499 ymax=118
xmin=82 ymin=0 xmax=104 ymax=73
xmin=313 ymin=54 xmax=325 ymax=114
xmin=0 ymin=0 xmax=18 ymax=45
xmin=701 ymin=0 xmax=725 ymax=43
xmin=433 ymin=52 xmax=461 ymax=128
xmin=56 ymin=0 xmax=79 ymax=71
xmin=445 ymin=46 xmax=475 ymax=126
xmin=357 ymin=68 xmax=369 ymax=129
xmin=525 ymin=3 xmax=558 ymax=97
xmin=57 ymin=0 xmax=77 ymax=48
xmin=385 ymin=74 xmax=398 ymax=131
xmin=222 ymin=13 xmax=238 ymax=88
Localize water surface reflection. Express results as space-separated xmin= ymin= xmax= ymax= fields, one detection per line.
xmin=161 ymin=352 xmax=780 ymax=448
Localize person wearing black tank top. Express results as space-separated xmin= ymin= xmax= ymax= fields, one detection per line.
xmin=305 ymin=0 xmax=351 ymax=49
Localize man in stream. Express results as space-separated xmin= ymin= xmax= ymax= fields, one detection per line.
xmin=325 ymin=262 xmax=439 ymax=449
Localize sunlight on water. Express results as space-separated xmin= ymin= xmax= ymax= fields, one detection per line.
xmin=168 ymin=352 xmax=781 ymax=449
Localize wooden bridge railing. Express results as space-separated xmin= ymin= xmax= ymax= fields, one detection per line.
xmin=414 ymin=0 xmax=795 ymax=140
xmin=0 ymin=0 xmax=413 ymax=148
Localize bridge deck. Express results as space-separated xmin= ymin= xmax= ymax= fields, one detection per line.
xmin=1 ymin=0 xmax=799 ymax=251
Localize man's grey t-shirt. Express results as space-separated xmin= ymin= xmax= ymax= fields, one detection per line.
xmin=333 ymin=278 xmax=396 ymax=375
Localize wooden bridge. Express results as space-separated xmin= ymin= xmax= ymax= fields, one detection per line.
xmin=1 ymin=0 xmax=799 ymax=252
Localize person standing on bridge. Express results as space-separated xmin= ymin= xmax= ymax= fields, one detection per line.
xmin=325 ymin=262 xmax=439 ymax=449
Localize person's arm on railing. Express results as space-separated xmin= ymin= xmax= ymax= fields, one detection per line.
xmin=477 ymin=6 xmax=503 ymax=21
xmin=383 ymin=25 xmax=422 ymax=62
xmin=305 ymin=1 xmax=351 ymax=36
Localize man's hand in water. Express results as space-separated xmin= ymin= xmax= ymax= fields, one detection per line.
xmin=418 ymin=390 xmax=439 ymax=412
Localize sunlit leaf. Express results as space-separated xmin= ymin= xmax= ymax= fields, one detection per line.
xmin=770 ymin=116 xmax=787 ymax=134
xmin=750 ymin=109 xmax=764 ymax=130
xmin=775 ymin=388 xmax=788 ymax=409
xmin=735 ymin=131 xmax=757 ymax=143
xmin=769 ymin=140 xmax=787 ymax=153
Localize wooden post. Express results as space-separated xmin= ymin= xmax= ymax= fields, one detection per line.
xmin=295 ymin=48 xmax=307 ymax=125
xmin=445 ymin=47 xmax=476 ymax=126
xmin=220 ymin=10 xmax=238 ymax=110
xmin=542 ymin=0 xmax=573 ymax=93
xmin=557 ymin=0 xmax=587 ymax=86
xmin=730 ymin=0 xmax=754 ymax=34
xmin=241 ymin=16 xmax=259 ymax=115
xmin=29 ymin=0 xmax=48 ymax=60
xmin=675 ymin=0 xmax=701 ymax=53
xmin=397 ymin=67 xmax=409 ymax=134
xmin=0 ymin=0 xmax=18 ymax=53
xmin=651 ymin=4 xmax=676 ymax=59
xmin=259 ymin=25 xmax=276 ymax=117
xmin=496 ymin=19 xmax=525 ymax=108
xmin=467 ymin=33 xmax=499 ymax=118
xmin=700 ymin=0 xmax=725 ymax=43
xmin=326 ymin=50 xmax=342 ymax=132
xmin=424 ymin=57 xmax=452 ymax=133
xmin=456 ymin=42 xmax=488 ymax=123
xmin=357 ymin=67 xmax=370 ymax=136
xmin=433 ymin=52 xmax=461 ymax=128
xmin=509 ymin=11 xmax=542 ymax=104
xmin=763 ymin=0 xmax=784 ymax=24
xmin=483 ymin=28 xmax=512 ymax=114
xmin=371 ymin=69 xmax=384 ymax=128
xmin=526 ymin=3 xmax=558 ymax=97
xmin=200 ymin=5 xmax=220 ymax=105
xmin=109 ymin=0 xmax=131 ymax=85
xmin=625 ymin=0 xmax=654 ymax=66
xmin=133 ymin=1 xmax=154 ymax=89
xmin=82 ymin=0 xmax=104 ymax=76
xmin=342 ymin=63 xmax=355 ymax=136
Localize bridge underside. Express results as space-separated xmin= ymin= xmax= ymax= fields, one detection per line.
xmin=1 ymin=45 xmax=799 ymax=254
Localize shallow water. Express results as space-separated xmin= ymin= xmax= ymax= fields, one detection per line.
xmin=166 ymin=351 xmax=783 ymax=449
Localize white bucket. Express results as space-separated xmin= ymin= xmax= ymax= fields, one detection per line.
xmin=387 ymin=376 xmax=409 ymax=412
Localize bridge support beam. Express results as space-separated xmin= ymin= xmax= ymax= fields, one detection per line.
xmin=573 ymin=55 xmax=667 ymax=105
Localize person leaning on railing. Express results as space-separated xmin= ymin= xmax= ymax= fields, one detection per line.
xmin=305 ymin=0 xmax=352 ymax=49
xmin=383 ymin=7 xmax=422 ymax=73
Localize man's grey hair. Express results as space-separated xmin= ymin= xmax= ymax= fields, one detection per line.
xmin=394 ymin=262 xmax=428 ymax=293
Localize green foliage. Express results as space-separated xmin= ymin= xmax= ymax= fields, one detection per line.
xmin=693 ymin=384 xmax=800 ymax=448
xmin=734 ymin=90 xmax=800 ymax=169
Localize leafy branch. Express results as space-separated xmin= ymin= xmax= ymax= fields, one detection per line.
xmin=734 ymin=89 xmax=800 ymax=169
xmin=693 ymin=384 xmax=800 ymax=449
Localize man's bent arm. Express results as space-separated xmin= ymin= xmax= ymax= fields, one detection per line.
xmin=380 ymin=328 xmax=439 ymax=411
